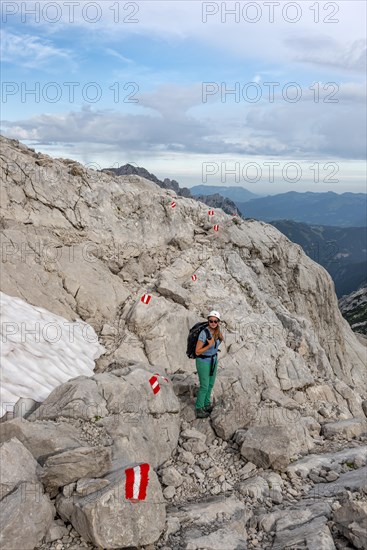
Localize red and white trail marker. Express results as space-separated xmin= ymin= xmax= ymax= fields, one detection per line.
xmin=171 ymin=200 xmax=176 ymax=208
xmin=149 ymin=375 xmax=160 ymax=394
xmin=191 ymin=274 xmax=198 ymax=282
xmin=141 ymin=293 xmax=152 ymax=304
xmin=125 ymin=463 xmax=150 ymax=501
xmin=213 ymin=224 xmax=219 ymax=231
xmin=149 ymin=373 xmax=169 ymax=394
xmin=208 ymin=209 xmax=215 ymax=216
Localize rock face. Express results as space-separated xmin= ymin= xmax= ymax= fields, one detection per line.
xmin=195 ymin=192 xmax=240 ymax=216
xmin=339 ymin=286 xmax=367 ymax=335
xmin=1 ymin=136 xmax=367 ymax=549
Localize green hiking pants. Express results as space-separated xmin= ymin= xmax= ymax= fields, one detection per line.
xmin=195 ymin=356 xmax=218 ymax=410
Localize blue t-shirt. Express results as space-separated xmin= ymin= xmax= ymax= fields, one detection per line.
xmin=197 ymin=329 xmax=220 ymax=362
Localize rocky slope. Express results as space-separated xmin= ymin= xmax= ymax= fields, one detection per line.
xmin=339 ymin=286 xmax=367 ymax=336
xmin=0 ymin=135 xmax=366 ymax=549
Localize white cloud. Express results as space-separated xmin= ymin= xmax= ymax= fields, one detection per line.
xmin=104 ymin=48 xmax=134 ymax=64
xmin=287 ymin=37 xmax=366 ymax=73
xmin=2 ymin=78 xmax=365 ymax=161
xmin=0 ymin=30 xmax=76 ymax=71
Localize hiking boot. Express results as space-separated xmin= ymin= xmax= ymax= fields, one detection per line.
xmin=196 ymin=408 xmax=210 ymax=419
xmin=204 ymin=404 xmax=214 ymax=413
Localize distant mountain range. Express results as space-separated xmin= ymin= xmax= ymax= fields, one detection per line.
xmin=236 ymin=191 xmax=366 ymax=227
xmin=190 ymin=185 xmax=260 ymax=203
xmin=270 ymin=220 xmax=367 ymax=297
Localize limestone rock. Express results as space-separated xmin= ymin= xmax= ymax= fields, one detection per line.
xmin=272 ymin=515 xmax=335 ymax=550
xmin=307 ymin=466 xmax=367 ymax=498
xmin=258 ymin=500 xmax=331 ymax=534
xmin=161 ymin=466 xmax=184 ymax=488
xmin=168 ymin=495 xmax=248 ymax=527
xmin=333 ymin=501 xmax=367 ymax=549
xmin=28 ymin=367 xmax=180 ymax=468
xmin=163 ymin=486 xmax=176 ymax=499
xmin=1 ymin=135 xmax=366 ymax=436
xmin=44 ymin=520 xmax=69 ymax=543
xmin=0 ymin=437 xmax=41 ymax=500
xmin=0 ymin=481 xmax=54 ymax=550
xmin=321 ymin=418 xmax=367 ymax=439
xmin=40 ymin=446 xmax=113 ymax=495
xmin=56 ymin=465 xmax=165 ymax=548
xmin=75 ymin=477 xmax=110 ymax=496
xmin=240 ymin=426 xmax=301 ymax=471
xmin=286 ymin=446 xmax=367 ymax=479
xmin=185 ymin=527 xmax=247 ymax=550
xmin=238 ymin=475 xmax=270 ymax=500
xmin=0 ymin=418 xmax=88 ymax=463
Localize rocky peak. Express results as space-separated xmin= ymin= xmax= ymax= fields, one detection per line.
xmin=103 ymin=163 xmax=241 ymax=215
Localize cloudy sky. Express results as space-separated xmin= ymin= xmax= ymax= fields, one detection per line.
xmin=1 ymin=0 xmax=366 ymax=194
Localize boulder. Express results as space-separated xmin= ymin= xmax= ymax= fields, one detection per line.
xmin=161 ymin=466 xmax=184 ymax=488
xmin=240 ymin=426 xmax=302 ymax=471
xmin=0 ymin=481 xmax=54 ymax=550
xmin=272 ymin=515 xmax=335 ymax=550
xmin=321 ymin=418 xmax=367 ymax=439
xmin=0 ymin=418 xmax=89 ymax=463
xmin=333 ymin=501 xmax=367 ymax=549
xmin=0 ymin=438 xmax=41 ymax=500
xmin=44 ymin=520 xmax=69 ymax=543
xmin=40 ymin=446 xmax=113 ymax=495
xmin=56 ymin=465 xmax=166 ymax=548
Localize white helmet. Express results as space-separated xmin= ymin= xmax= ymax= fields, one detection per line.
xmin=207 ymin=310 xmax=221 ymax=320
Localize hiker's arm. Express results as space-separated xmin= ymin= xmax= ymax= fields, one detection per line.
xmin=195 ymin=339 xmax=214 ymax=355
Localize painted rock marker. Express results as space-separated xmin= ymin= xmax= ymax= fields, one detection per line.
xmin=149 ymin=375 xmax=160 ymax=394
xmin=141 ymin=293 xmax=152 ymax=304
xmin=125 ymin=463 xmax=150 ymax=501
xmin=191 ymin=274 xmax=198 ymax=282
xmin=213 ymin=224 xmax=219 ymax=231
xmin=149 ymin=373 xmax=169 ymax=394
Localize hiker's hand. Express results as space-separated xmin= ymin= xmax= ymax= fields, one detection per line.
xmin=207 ymin=337 xmax=215 ymax=347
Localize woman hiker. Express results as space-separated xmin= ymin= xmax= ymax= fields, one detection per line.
xmin=195 ymin=310 xmax=224 ymax=419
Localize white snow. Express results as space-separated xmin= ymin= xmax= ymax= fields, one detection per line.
xmin=0 ymin=292 xmax=105 ymax=417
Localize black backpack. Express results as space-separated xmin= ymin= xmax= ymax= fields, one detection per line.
xmin=186 ymin=322 xmax=211 ymax=359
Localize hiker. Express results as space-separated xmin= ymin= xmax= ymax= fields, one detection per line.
xmin=195 ymin=310 xmax=224 ymax=419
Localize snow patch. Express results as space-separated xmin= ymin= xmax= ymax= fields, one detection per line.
xmin=0 ymin=292 xmax=105 ymax=417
